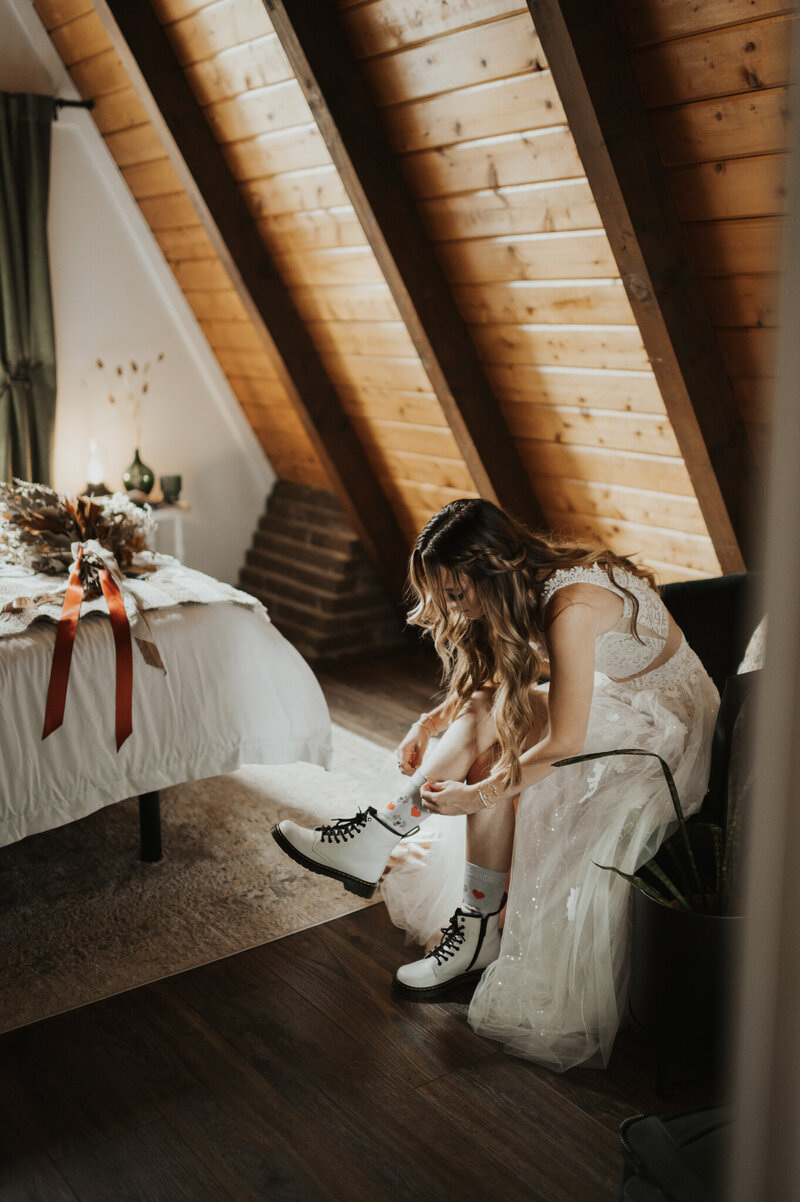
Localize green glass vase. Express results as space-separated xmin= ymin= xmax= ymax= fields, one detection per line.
xmin=123 ymin=449 xmax=155 ymax=495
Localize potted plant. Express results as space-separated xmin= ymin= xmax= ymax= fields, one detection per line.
xmin=554 ymin=675 xmax=754 ymax=1060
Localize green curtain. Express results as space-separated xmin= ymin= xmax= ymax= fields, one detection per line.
xmin=0 ymin=92 xmax=57 ymax=485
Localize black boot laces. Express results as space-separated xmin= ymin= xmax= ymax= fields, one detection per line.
xmin=429 ymin=914 xmax=467 ymax=965
xmin=317 ymin=809 xmax=370 ymax=844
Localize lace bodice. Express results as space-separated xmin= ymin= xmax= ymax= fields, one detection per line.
xmin=540 ymin=563 xmax=670 ymax=679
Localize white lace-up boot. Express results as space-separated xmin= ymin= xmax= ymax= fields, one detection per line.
xmin=393 ymin=897 xmax=505 ymax=997
xmin=271 ymin=807 xmax=410 ymax=899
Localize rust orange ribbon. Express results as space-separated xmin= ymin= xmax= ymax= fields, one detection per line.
xmin=42 ymin=547 xmax=85 ymax=743
xmin=42 ymin=549 xmax=134 ymax=751
xmin=99 ymin=567 xmax=133 ymax=751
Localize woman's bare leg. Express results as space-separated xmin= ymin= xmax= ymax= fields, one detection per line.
xmin=464 ymin=689 xmax=549 ymax=873
xmin=464 ymin=748 xmax=517 ymax=873
xmin=418 ymin=688 xmax=499 ymax=784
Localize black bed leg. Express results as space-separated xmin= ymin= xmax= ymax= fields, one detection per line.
xmin=139 ymin=791 xmax=162 ymax=861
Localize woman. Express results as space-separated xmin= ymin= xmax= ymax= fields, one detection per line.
xmin=273 ymin=499 xmax=719 ymax=1071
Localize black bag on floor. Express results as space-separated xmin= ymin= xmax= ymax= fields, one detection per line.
xmin=618 ymin=1106 xmax=730 ymax=1201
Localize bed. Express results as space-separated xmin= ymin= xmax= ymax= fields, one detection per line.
xmin=0 ymin=561 xmax=332 ymax=858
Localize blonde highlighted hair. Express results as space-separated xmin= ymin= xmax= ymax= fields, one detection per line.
xmin=407 ymin=499 xmax=657 ymax=788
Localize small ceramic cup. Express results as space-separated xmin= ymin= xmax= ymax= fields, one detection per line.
xmin=160 ymin=474 xmax=182 ymax=504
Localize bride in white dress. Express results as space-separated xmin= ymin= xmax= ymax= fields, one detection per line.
xmin=273 ymin=499 xmax=720 ymax=1072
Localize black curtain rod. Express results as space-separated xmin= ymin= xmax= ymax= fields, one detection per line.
xmin=54 ymin=98 xmax=94 ymax=110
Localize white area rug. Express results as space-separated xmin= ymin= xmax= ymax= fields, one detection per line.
xmin=0 ymin=725 xmax=396 ymax=1034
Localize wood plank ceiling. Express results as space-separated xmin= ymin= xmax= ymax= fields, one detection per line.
xmin=33 ymin=0 xmax=789 ymax=588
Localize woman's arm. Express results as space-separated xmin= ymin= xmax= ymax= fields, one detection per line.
xmin=396 ymin=699 xmax=451 ymax=774
xmin=421 ymin=598 xmax=598 ymax=812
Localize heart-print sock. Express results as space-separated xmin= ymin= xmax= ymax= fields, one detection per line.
xmin=462 ymin=862 xmax=507 ymax=916
xmin=377 ymin=769 xmax=431 ymax=835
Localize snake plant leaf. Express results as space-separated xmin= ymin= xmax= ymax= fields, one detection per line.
xmin=592 ymin=861 xmax=674 ymax=908
xmin=555 ymin=748 xmax=704 ymax=897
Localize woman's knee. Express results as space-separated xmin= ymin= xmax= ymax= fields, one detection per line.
xmin=458 ymin=688 xmax=496 ymax=733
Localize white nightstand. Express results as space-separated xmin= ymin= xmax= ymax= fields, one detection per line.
xmin=151 ymin=504 xmax=187 ymax=561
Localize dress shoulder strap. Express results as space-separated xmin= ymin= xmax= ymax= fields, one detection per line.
xmin=540 ymin=563 xmax=628 ymax=611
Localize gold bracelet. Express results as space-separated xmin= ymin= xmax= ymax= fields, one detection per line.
xmin=477 ymin=787 xmax=497 ymax=809
xmin=417 ymin=712 xmax=438 ymax=736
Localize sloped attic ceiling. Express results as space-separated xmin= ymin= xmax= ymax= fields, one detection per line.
xmin=33 ymin=0 xmax=786 ymax=594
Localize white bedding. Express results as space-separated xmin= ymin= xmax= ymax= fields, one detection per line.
xmin=0 ymin=602 xmax=332 ymax=846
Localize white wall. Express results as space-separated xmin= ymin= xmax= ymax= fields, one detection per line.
xmin=0 ymin=0 xmax=275 ymax=584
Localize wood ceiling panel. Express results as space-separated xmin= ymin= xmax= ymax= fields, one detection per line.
xmin=454 ymin=280 xmax=636 ymax=326
xmin=240 ymin=168 xmax=351 ymax=218
xmin=546 ymin=510 xmax=720 ymax=575
xmin=650 ymin=87 xmax=790 ymax=167
xmin=471 ymin=323 xmax=650 ymax=372
xmin=256 ymin=208 xmax=366 ymax=253
xmin=505 ymin=405 xmax=681 ymax=457
xmin=33 ymin=0 xmax=92 ymax=24
xmin=436 ymin=230 xmax=618 ymax=283
xmin=358 ymin=14 xmax=543 ymax=104
xmin=485 ymin=364 xmax=665 ymax=412
xmin=418 ymin=180 xmax=600 ymax=240
xmin=183 ymin=34 xmax=293 ymax=103
xmin=69 ymin=46 xmax=128 ymax=95
xmin=153 ymin=224 xmax=216 ymax=260
xmin=399 ymin=127 xmax=582 ymax=198
xmin=534 ymin=475 xmax=710 ymax=536
xmin=290 ymin=284 xmax=400 ymax=323
xmin=48 ymin=9 xmax=110 ymax=63
xmin=615 ymin=0 xmax=792 ymax=48
xmin=684 ymin=217 xmax=782 ymax=276
xmin=340 ymin=389 xmax=448 ymax=427
xmin=183 ymin=287 xmax=250 ymax=322
xmin=221 ymin=124 xmax=327 ymax=180
xmin=386 ymin=72 xmax=565 ymax=154
xmin=517 ymin=441 xmax=696 ymax=495
xmin=105 ymin=123 xmax=168 ymax=166
xmin=631 ymin=14 xmax=794 ymax=106
xmin=702 ymin=275 xmax=779 ymax=328
xmin=90 ymin=86 xmax=150 ymax=133
xmin=164 ymin=0 xmax=273 ymax=66
xmin=202 ymin=80 xmax=308 ymax=143
xmin=340 ymin=0 xmax=527 ymax=57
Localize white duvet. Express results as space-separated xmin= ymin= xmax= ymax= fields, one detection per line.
xmin=0 ymin=602 xmax=332 ymax=846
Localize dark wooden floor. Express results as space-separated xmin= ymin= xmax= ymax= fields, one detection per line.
xmin=0 ymin=645 xmax=715 ymax=1202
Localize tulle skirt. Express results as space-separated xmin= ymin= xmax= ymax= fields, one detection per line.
xmin=380 ymin=638 xmax=720 ymax=1072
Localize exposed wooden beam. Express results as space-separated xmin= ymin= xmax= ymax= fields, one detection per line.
xmin=92 ymin=0 xmax=410 ymax=602
xmin=263 ymin=0 xmax=545 ymax=530
xmin=526 ymin=0 xmax=758 ymax=574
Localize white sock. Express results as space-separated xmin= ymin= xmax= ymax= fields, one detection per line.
xmin=376 ymin=769 xmax=431 ymax=835
xmin=461 ymin=861 xmax=507 ymax=916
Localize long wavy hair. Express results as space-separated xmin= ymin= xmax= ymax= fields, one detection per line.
xmin=407 ymin=498 xmax=657 ymax=787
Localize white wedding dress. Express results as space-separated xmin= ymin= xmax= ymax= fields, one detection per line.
xmin=380 ymin=564 xmax=720 ymax=1072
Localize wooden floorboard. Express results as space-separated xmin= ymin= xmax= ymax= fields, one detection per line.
xmin=0 ymin=650 xmax=718 ymax=1200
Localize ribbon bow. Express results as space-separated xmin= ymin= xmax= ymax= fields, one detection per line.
xmin=41 ymin=540 xmax=158 ymax=751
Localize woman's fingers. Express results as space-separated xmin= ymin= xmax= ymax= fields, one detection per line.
xmin=420 ymin=778 xmax=444 ymax=809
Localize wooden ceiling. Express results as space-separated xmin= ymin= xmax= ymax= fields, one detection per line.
xmin=34 ymin=0 xmax=789 ymax=594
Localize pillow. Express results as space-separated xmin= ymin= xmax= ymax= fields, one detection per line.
xmin=738 ymin=615 xmax=767 ymax=673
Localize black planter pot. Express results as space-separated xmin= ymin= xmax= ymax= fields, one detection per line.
xmin=629 ymin=889 xmax=742 ymax=1057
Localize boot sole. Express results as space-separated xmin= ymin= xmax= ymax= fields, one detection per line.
xmin=270 ymin=824 xmax=378 ymax=899
xmin=391 ymin=968 xmax=486 ymax=999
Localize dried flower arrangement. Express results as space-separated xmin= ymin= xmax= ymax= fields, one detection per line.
xmin=0 ymin=480 xmax=153 ymax=596
xmin=95 ymin=352 xmax=165 ymax=445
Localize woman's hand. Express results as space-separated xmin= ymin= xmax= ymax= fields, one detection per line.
xmin=395 ymin=722 xmax=429 ymax=775
xmin=420 ymin=778 xmax=482 ymax=816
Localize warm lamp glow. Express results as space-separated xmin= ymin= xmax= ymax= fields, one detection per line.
xmin=85 ymin=439 xmax=109 ymax=496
